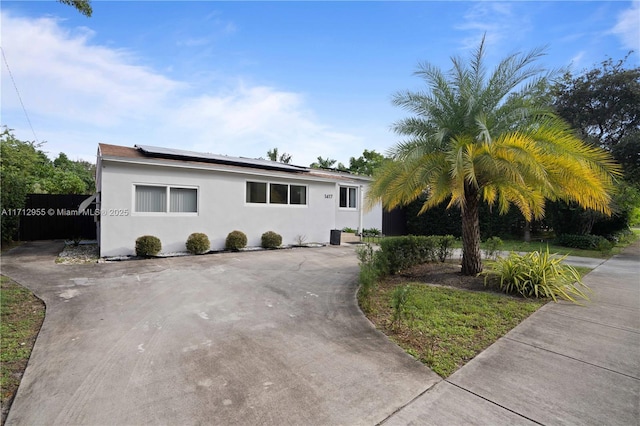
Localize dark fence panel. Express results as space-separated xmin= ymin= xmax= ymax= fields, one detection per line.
xmin=19 ymin=194 xmax=96 ymax=241
xmin=382 ymin=207 xmax=407 ymax=236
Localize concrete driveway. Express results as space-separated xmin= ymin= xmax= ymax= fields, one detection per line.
xmin=2 ymin=242 xmax=439 ymax=425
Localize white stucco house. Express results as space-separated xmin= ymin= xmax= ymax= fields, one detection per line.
xmin=94 ymin=144 xmax=382 ymax=257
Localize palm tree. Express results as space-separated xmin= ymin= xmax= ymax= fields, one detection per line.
xmin=310 ymin=156 xmax=337 ymax=169
xmin=368 ymin=38 xmax=621 ymax=275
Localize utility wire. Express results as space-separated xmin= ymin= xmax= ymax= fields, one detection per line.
xmin=1 ymin=46 xmax=40 ymax=144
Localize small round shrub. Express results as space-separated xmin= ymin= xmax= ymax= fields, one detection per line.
xmin=261 ymin=231 xmax=282 ymax=249
xmin=186 ymin=232 xmax=210 ymax=254
xmin=135 ymin=235 xmax=162 ymax=257
xmin=225 ymin=230 xmax=247 ymax=251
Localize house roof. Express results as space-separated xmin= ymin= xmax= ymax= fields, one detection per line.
xmin=98 ymin=143 xmax=371 ymax=184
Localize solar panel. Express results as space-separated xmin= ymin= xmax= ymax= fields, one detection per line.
xmin=135 ymin=144 xmax=309 ymax=173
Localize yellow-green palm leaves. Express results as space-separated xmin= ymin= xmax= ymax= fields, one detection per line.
xmin=369 ymin=38 xmax=620 ymax=275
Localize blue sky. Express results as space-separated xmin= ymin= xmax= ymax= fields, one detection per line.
xmin=2 ymin=1 xmax=638 ymax=166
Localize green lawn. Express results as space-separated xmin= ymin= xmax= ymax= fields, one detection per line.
xmin=366 ymin=281 xmax=545 ymax=377
xmin=1 ymin=276 xmax=45 ymax=423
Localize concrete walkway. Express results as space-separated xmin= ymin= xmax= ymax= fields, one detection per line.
xmin=384 ymin=241 xmax=640 ymax=425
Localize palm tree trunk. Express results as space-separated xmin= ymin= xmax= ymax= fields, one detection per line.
xmin=461 ymin=185 xmax=482 ymax=275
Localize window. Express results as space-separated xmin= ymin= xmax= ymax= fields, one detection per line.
xmin=170 ymin=188 xmax=197 ymax=212
xmin=136 ymin=185 xmax=166 ymax=212
xmin=339 ymin=186 xmax=357 ymax=209
xmin=135 ymin=185 xmax=198 ymax=213
xmin=246 ymin=182 xmax=267 ymax=203
xmin=270 ymin=184 xmax=288 ymax=204
xmin=290 ymin=185 xmax=307 ymax=205
xmin=246 ymin=181 xmax=307 ymax=206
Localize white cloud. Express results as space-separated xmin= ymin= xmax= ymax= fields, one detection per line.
xmin=610 ymin=1 xmax=640 ymax=52
xmin=455 ymin=3 xmax=532 ymax=52
xmin=1 ymin=11 xmax=361 ymax=166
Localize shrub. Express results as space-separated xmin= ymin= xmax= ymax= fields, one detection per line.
xmin=435 ymin=235 xmax=456 ymax=262
xmin=225 ymin=230 xmax=247 ymax=251
xmin=482 ymin=248 xmax=590 ymax=304
xmin=378 ymin=235 xmax=439 ymax=274
xmin=186 ymin=232 xmax=210 ymax=254
xmin=342 ymin=227 xmax=357 ymax=233
xmin=483 ymin=236 xmax=504 ymax=260
xmin=555 ymin=234 xmax=609 ymax=250
xmin=362 ymin=228 xmax=381 ymax=236
xmin=355 ymin=243 xmax=384 ymax=312
xmin=391 ymin=285 xmax=412 ymax=322
xmin=261 ymin=231 xmax=282 ymax=248
xmin=135 ymin=235 xmax=162 ymax=257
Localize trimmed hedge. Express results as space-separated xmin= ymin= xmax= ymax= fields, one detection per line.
xmin=555 ymin=234 xmax=612 ymax=251
xmin=377 ymin=235 xmax=458 ymax=274
xmin=186 ymin=232 xmax=210 ymax=254
xmin=261 ymin=231 xmax=282 ymax=248
xmin=225 ymin=230 xmax=247 ymax=251
xmin=135 ymin=235 xmax=162 ymax=257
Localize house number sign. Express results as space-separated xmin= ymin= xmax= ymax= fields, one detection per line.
xmin=324 ymin=194 xmax=333 ymax=199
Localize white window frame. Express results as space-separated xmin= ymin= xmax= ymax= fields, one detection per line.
xmin=133 ymin=184 xmax=199 ymax=216
xmin=339 ymin=186 xmax=358 ymax=210
xmin=245 ymin=180 xmax=308 ymax=207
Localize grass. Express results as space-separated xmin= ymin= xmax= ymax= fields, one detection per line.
xmin=1 ymin=276 xmax=45 ymax=424
xmin=365 ymin=281 xmax=545 ymax=377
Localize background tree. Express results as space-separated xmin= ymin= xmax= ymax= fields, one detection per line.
xmin=58 ymin=0 xmax=92 ymax=17
xmin=310 ymin=156 xmax=337 ymax=169
xmin=266 ymin=147 xmax=292 ymax=164
xmin=347 ymin=149 xmax=386 ymax=176
xmin=368 ymin=39 xmax=620 ymax=275
xmin=548 ymin=54 xmax=640 ymax=234
xmin=1 ymin=128 xmax=95 ymax=242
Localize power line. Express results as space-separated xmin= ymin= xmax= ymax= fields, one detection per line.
xmin=1 ymin=46 xmax=40 ymax=144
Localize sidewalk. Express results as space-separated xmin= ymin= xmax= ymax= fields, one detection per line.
xmin=384 ymin=242 xmax=639 ymax=425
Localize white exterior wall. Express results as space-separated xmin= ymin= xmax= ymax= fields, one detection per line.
xmin=98 ymin=160 xmax=380 ymax=256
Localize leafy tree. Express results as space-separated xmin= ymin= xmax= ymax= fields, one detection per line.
xmin=266 ymin=147 xmax=292 ymax=164
xmin=368 ymin=38 xmax=620 ymax=275
xmin=52 ymin=153 xmax=95 ymax=192
xmin=0 ymin=129 xmax=49 ymax=241
xmin=548 ymin=54 xmax=640 ymax=235
xmin=58 ymin=0 xmax=92 ymax=17
xmin=348 ymin=149 xmax=386 ymax=176
xmin=310 ymin=156 xmax=337 ymax=169
xmin=552 ymin=54 xmax=639 ymax=152
xmin=0 ymin=128 xmax=95 ymax=242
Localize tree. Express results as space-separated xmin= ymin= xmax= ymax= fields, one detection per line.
xmin=310 ymin=156 xmax=337 ymax=169
xmin=368 ymin=38 xmax=620 ymax=275
xmin=58 ymin=0 xmax=92 ymax=17
xmin=548 ymin=54 xmax=640 ymax=235
xmin=347 ymin=149 xmax=386 ymax=176
xmin=552 ymin=54 xmax=639 ymax=152
xmin=266 ymin=147 xmax=292 ymax=164
xmin=0 ymin=129 xmax=49 ymax=242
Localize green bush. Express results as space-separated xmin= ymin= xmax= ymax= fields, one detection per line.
xmin=378 ymin=235 xmax=439 ymax=274
xmin=261 ymin=231 xmax=282 ymax=248
xmin=555 ymin=234 xmax=610 ymax=250
xmin=483 ymin=236 xmax=504 ymax=260
xmin=135 ymin=235 xmax=162 ymax=257
xmin=362 ymin=228 xmax=382 ymax=236
xmin=186 ymin=232 xmax=210 ymax=254
xmin=391 ymin=285 xmax=412 ymax=322
xmin=435 ymin=235 xmax=456 ymax=262
xmin=225 ymin=230 xmax=247 ymax=251
xmin=482 ymin=248 xmax=590 ymax=303
xmin=355 ymin=243 xmax=387 ymax=312
xmin=342 ymin=227 xmax=357 ymax=233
